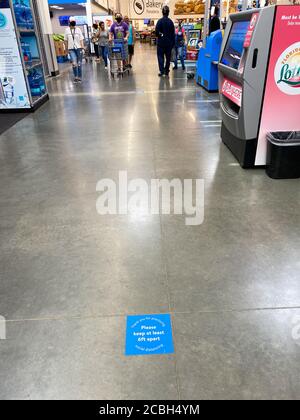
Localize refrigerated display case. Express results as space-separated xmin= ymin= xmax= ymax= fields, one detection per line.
xmin=0 ymin=0 xmax=49 ymax=111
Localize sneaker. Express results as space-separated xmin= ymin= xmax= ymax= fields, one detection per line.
xmin=105 ymin=66 xmax=108 ymax=70
xmin=158 ymin=73 xmax=164 ymax=77
xmin=173 ymin=66 xmax=178 ymax=70
xmin=74 ymin=78 xmax=78 ymax=83
xmin=77 ymin=78 xmax=82 ymax=83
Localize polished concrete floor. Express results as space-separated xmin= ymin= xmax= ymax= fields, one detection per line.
xmin=0 ymin=44 xmax=300 ymax=400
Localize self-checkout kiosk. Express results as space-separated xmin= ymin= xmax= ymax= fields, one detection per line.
xmin=197 ymin=30 xmax=223 ymax=92
xmin=219 ymin=5 xmax=300 ymax=168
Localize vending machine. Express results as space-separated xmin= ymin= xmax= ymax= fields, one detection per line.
xmin=0 ymin=0 xmax=49 ymax=112
xmin=218 ymin=5 xmax=300 ymax=168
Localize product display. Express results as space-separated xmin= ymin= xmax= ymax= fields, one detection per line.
xmin=21 ymin=41 xmax=32 ymax=65
xmin=53 ymin=34 xmax=67 ymax=59
xmin=0 ymin=0 xmax=48 ymax=111
xmin=223 ymin=0 xmax=239 ymax=17
xmin=27 ymin=66 xmax=46 ymax=98
xmin=175 ymin=0 xmax=205 ymax=15
xmin=13 ymin=0 xmax=34 ymax=29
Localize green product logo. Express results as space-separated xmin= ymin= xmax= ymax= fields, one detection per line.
xmin=275 ymin=42 xmax=300 ymax=95
xmin=277 ymin=63 xmax=300 ymax=88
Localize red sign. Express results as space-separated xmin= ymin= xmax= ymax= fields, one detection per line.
xmin=244 ymin=13 xmax=259 ymax=48
xmin=222 ymin=78 xmax=243 ymax=107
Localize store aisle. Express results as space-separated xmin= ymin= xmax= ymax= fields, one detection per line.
xmin=0 ymin=44 xmax=300 ymax=400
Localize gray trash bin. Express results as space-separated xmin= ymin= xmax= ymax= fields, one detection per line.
xmin=266 ymin=131 xmax=300 ymax=179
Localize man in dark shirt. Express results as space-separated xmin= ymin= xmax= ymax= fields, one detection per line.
xmin=209 ymin=6 xmax=221 ymax=35
xmin=155 ymin=6 xmax=175 ymax=77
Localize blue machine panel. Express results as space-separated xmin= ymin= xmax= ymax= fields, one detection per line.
xmin=197 ymin=30 xmax=223 ymax=92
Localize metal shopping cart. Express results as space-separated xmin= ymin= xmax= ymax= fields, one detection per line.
xmin=108 ymin=39 xmax=130 ymax=78
xmin=185 ymin=39 xmax=202 ymax=80
xmin=83 ymin=38 xmax=93 ymax=63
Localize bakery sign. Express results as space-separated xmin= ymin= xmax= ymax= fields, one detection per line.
xmin=130 ymin=0 xmax=165 ymax=18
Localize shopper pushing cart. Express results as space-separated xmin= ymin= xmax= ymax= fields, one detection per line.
xmin=109 ymin=13 xmax=129 ymax=77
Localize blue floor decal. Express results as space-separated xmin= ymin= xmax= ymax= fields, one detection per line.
xmin=125 ymin=314 xmax=175 ymax=356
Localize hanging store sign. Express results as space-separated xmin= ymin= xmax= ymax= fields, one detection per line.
xmin=129 ymin=0 xmax=165 ymax=19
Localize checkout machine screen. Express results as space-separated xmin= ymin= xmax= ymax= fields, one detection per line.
xmin=221 ymin=21 xmax=249 ymax=70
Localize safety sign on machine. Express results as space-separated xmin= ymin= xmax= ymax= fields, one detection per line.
xmin=125 ymin=314 xmax=174 ymax=356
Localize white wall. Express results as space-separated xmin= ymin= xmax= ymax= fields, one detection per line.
xmin=49 ymin=2 xmax=112 ymax=34
xmin=119 ymin=0 xmax=129 ymax=15
xmin=92 ymin=2 xmax=109 ymax=13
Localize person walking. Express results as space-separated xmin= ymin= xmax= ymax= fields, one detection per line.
xmin=109 ymin=13 xmax=129 ymax=41
xmin=173 ymin=20 xmax=186 ymax=71
xmin=109 ymin=14 xmax=129 ymax=73
xmin=64 ymin=17 xmax=84 ymax=83
xmin=209 ymin=6 xmax=221 ymax=35
xmin=124 ymin=16 xmax=135 ymax=69
xmin=98 ymin=21 xmax=109 ymax=69
xmin=155 ymin=6 xmax=175 ymax=77
xmin=92 ymin=23 xmax=100 ymax=62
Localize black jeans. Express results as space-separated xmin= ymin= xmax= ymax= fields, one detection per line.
xmin=94 ymin=44 xmax=99 ymax=59
xmin=157 ymin=46 xmax=172 ymax=75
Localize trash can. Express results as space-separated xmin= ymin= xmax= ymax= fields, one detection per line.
xmin=266 ymin=132 xmax=300 ymax=179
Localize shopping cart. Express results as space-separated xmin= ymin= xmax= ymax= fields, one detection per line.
xmin=185 ymin=41 xmax=202 ymax=80
xmin=83 ymin=39 xmax=93 ymax=63
xmin=108 ymin=39 xmax=130 ymax=78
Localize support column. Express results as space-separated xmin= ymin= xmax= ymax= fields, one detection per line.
xmin=36 ymin=0 xmax=59 ymax=77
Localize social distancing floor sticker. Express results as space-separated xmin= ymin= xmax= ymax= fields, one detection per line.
xmin=125 ymin=314 xmax=174 ymax=356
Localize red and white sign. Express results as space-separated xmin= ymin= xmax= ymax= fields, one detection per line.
xmin=222 ymin=78 xmax=243 ymax=107
xmin=244 ymin=13 xmax=259 ymax=49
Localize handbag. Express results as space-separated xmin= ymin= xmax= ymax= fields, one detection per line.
xmin=91 ymin=30 xmax=99 ymax=44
